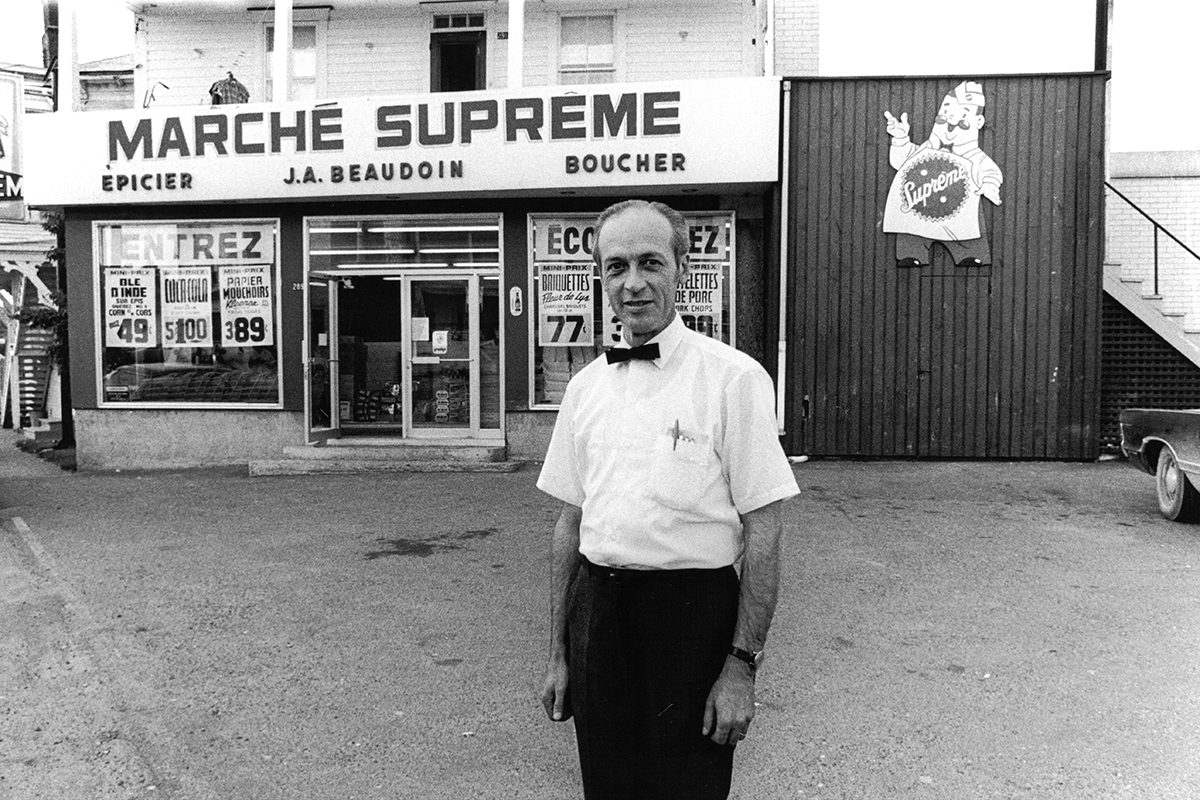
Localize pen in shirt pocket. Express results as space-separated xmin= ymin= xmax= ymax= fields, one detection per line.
xmin=669 ymin=419 xmax=696 ymax=450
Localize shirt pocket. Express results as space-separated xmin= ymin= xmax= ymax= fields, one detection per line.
xmin=647 ymin=431 xmax=715 ymax=511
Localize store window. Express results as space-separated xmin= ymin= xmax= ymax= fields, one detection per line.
xmin=528 ymin=211 xmax=734 ymax=407
xmin=266 ymin=24 xmax=321 ymax=101
xmin=96 ymin=220 xmax=281 ymax=406
xmin=559 ymin=15 xmax=615 ymax=85
xmin=307 ymin=215 xmax=500 ymax=272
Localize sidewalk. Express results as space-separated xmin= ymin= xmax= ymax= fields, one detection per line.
xmin=1 ymin=458 xmax=1198 ymax=799
xmin=0 ymin=429 xmax=75 ymax=480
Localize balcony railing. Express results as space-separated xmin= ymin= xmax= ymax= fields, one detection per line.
xmin=1106 ymin=181 xmax=1200 ymax=297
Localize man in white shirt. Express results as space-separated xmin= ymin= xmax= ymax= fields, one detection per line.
xmin=537 ymin=200 xmax=800 ymax=799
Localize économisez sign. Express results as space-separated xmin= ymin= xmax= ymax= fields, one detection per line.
xmin=23 ymin=78 xmax=779 ymax=206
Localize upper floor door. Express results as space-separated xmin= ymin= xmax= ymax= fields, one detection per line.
xmin=430 ymin=13 xmax=486 ymax=92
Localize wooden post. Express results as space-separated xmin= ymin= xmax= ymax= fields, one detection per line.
xmin=507 ymin=0 xmax=525 ymax=89
xmin=273 ymin=0 xmax=294 ymax=101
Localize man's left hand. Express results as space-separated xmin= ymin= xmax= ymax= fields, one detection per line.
xmin=701 ymin=657 xmax=756 ymax=746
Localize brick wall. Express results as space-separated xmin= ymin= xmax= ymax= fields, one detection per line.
xmin=773 ymin=0 xmax=819 ymax=76
xmin=1109 ymin=152 xmax=1200 ymax=332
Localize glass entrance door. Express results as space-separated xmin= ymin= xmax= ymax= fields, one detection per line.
xmin=403 ymin=276 xmax=476 ymax=436
xmin=305 ymin=277 xmax=339 ymax=444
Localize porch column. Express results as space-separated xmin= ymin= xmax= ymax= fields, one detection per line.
xmin=272 ymin=0 xmax=294 ymax=101
xmin=507 ymin=0 xmax=525 ymax=89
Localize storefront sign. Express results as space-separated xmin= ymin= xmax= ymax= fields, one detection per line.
xmin=25 ymin=78 xmax=780 ymax=205
xmin=104 ymin=267 xmax=159 ymax=348
xmin=531 ymin=214 xmax=730 ymax=264
xmin=218 ymin=265 xmax=275 ymax=347
xmin=0 ymin=74 xmax=25 ymax=220
xmin=101 ymin=222 xmax=275 ymax=266
xmin=160 ymin=267 xmax=213 ymax=348
xmin=537 ymin=263 xmax=594 ymax=347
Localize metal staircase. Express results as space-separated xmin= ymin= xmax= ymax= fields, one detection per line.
xmin=0 ymin=270 xmax=58 ymax=429
xmin=1104 ymin=181 xmax=1200 ymax=369
xmin=1100 ymin=182 xmax=1200 ymax=451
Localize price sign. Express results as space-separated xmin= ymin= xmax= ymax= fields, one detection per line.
xmin=538 ymin=263 xmax=593 ymax=346
xmin=675 ymin=267 xmax=722 ymax=340
xmin=160 ymin=266 xmax=213 ymax=348
xmin=218 ymin=265 xmax=274 ymax=346
xmin=104 ymin=268 xmax=158 ymax=348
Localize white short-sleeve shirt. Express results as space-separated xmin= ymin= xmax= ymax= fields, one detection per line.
xmin=537 ymin=315 xmax=800 ymax=570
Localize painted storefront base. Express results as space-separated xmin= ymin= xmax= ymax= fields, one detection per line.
xmin=74 ymin=409 xmax=302 ymax=470
xmin=503 ymin=411 xmax=557 ymax=461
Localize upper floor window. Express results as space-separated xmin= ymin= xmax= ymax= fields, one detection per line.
xmin=434 ymin=13 xmax=484 ymax=30
xmin=266 ymin=24 xmax=320 ymax=102
xmin=559 ymin=15 xmax=614 ymax=85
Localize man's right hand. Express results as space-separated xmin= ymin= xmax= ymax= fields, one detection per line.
xmin=541 ymin=656 xmax=571 ymax=721
xmin=883 ymin=110 xmax=909 ymax=140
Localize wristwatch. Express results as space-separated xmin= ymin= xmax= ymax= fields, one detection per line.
xmin=729 ymin=645 xmax=764 ymax=672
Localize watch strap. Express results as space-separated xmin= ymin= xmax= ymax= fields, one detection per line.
xmin=729 ymin=645 xmax=759 ymax=670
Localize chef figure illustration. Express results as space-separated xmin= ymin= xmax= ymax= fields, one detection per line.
xmin=883 ymin=80 xmax=1002 ymax=268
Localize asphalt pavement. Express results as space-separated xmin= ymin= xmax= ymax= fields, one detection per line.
xmin=1 ymin=432 xmax=1198 ymax=800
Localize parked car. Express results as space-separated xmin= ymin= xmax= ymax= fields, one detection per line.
xmin=1120 ymin=408 xmax=1200 ymax=521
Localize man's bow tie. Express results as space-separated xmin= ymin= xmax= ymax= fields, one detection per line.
xmin=938 ymin=142 xmax=955 ymax=153
xmin=605 ymin=342 xmax=660 ymax=364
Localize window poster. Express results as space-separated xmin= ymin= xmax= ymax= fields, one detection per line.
xmin=675 ymin=267 xmax=722 ymax=339
xmin=218 ymin=264 xmax=275 ymax=347
xmin=537 ymin=263 xmax=594 ymax=346
xmin=159 ymin=266 xmax=213 ymax=348
xmin=104 ymin=267 xmax=159 ymax=348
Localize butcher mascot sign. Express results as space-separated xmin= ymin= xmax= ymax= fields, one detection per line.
xmin=883 ymin=80 xmax=1003 ymax=268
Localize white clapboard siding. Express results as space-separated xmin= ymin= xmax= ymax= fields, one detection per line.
xmin=520 ymin=7 xmax=557 ymax=88
xmin=143 ymin=14 xmax=260 ymax=107
xmin=621 ymin=3 xmax=755 ymax=81
xmin=138 ymin=2 xmax=765 ymax=107
xmin=325 ymin=9 xmax=430 ymax=97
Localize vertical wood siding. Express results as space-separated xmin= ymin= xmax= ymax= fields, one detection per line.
xmin=784 ymin=75 xmax=1106 ymax=459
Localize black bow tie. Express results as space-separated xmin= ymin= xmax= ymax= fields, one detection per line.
xmin=605 ymin=342 xmax=660 ymax=364
xmin=938 ymin=142 xmax=955 ymax=153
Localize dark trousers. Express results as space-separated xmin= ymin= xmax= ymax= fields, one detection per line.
xmin=567 ymin=558 xmax=740 ymax=800
xmin=896 ymin=231 xmax=991 ymax=265
xmin=895 ymin=206 xmax=992 ymax=266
